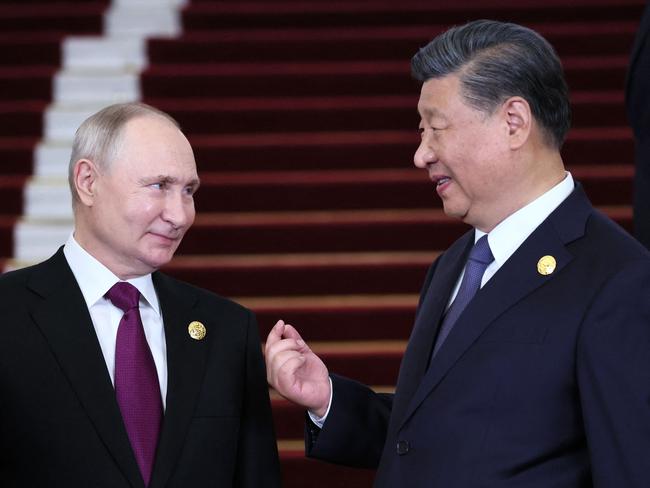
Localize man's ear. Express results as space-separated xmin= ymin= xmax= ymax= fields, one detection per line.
xmin=73 ymin=159 xmax=100 ymax=206
xmin=502 ymin=96 xmax=531 ymax=150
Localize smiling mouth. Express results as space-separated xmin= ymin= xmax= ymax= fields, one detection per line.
xmin=436 ymin=176 xmax=451 ymax=187
xmin=151 ymin=232 xmax=180 ymax=242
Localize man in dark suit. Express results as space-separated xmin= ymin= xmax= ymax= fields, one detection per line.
xmin=266 ymin=20 xmax=650 ymax=487
xmin=626 ymin=0 xmax=650 ymax=249
xmin=0 ymin=103 xmax=281 ymax=487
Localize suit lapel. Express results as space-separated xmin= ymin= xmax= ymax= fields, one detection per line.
xmin=398 ymin=186 xmax=592 ymax=428
xmin=28 ymin=249 xmax=144 ymax=488
xmin=389 ymin=232 xmax=473 ymax=425
xmin=149 ymin=272 xmax=210 ymax=488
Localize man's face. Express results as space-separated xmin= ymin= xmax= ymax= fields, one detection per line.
xmin=81 ymin=116 xmax=199 ymax=279
xmin=414 ymin=75 xmax=516 ymax=232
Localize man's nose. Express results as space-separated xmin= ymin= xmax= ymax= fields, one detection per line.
xmin=163 ymin=192 xmax=194 ymax=229
xmin=414 ymin=139 xmax=434 ymax=169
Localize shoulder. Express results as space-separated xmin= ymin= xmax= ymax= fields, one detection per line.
xmin=568 ymin=209 xmax=650 ymax=310
xmin=580 ymin=209 xmax=650 ymax=266
xmin=0 ymin=255 xmax=60 ymax=295
xmin=153 ymin=270 xmax=253 ymax=317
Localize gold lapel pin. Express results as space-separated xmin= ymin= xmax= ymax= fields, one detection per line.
xmin=188 ymin=321 xmax=206 ymax=340
xmin=537 ymin=255 xmax=557 ymax=276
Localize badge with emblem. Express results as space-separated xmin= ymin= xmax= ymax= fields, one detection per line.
xmin=537 ymin=255 xmax=557 ymax=276
xmin=188 ymin=321 xmax=206 ymax=340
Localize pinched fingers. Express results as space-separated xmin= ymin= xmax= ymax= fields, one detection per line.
xmin=264 ymin=319 xmax=286 ymax=356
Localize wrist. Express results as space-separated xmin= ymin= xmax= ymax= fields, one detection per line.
xmin=309 ymin=376 xmax=333 ymax=421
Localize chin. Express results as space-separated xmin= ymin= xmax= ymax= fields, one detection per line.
xmin=141 ymin=251 xmax=175 ymax=271
xmin=442 ymin=205 xmax=468 ymax=221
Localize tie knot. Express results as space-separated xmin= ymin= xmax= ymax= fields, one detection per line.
xmin=469 ymin=235 xmax=494 ymax=265
xmin=105 ymin=282 xmax=140 ymax=313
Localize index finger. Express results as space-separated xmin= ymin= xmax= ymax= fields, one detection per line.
xmin=265 ymin=320 xmax=286 ymax=353
xmin=281 ymin=323 xmax=304 ymax=342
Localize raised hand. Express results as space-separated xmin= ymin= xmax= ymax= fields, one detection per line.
xmin=265 ymin=320 xmax=331 ymax=417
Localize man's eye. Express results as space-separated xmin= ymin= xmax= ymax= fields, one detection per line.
xmin=151 ymin=182 xmax=166 ymax=190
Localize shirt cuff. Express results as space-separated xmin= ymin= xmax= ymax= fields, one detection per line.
xmin=307 ymin=376 xmax=333 ymax=428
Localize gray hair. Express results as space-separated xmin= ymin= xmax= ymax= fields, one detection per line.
xmin=411 ymin=19 xmax=571 ymax=149
xmin=68 ymin=102 xmax=180 ymax=205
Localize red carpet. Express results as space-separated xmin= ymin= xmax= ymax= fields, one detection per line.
xmin=0 ymin=0 xmax=644 ymax=486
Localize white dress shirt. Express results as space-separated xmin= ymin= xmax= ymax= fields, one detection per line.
xmin=310 ymin=172 xmax=575 ymax=427
xmin=63 ymin=234 xmax=168 ymax=409
xmin=446 ymin=171 xmax=575 ymax=306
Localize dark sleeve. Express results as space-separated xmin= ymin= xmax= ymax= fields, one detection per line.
xmin=234 ymin=311 xmax=282 ymax=487
xmin=306 ymin=374 xmax=393 ymax=469
xmin=304 ymin=257 xmax=440 ymax=469
xmin=576 ymin=259 xmax=650 ymax=487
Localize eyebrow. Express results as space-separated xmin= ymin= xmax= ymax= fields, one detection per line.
xmin=417 ymin=106 xmax=446 ymax=119
xmin=140 ymin=175 xmax=201 ymax=188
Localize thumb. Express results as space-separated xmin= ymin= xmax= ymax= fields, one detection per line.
xmin=280 ymin=322 xmax=304 ymax=340
xmin=265 ymin=320 xmax=285 ymax=355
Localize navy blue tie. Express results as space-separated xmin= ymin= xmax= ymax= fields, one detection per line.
xmin=432 ymin=235 xmax=494 ymax=357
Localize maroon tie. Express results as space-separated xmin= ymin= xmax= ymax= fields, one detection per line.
xmin=106 ymin=282 xmax=162 ymax=487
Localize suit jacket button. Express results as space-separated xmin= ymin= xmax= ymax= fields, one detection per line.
xmin=396 ymin=440 xmax=410 ymax=455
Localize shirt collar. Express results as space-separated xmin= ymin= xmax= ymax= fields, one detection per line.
xmin=477 ymin=172 xmax=575 ymax=266
xmin=63 ymin=234 xmax=161 ymax=316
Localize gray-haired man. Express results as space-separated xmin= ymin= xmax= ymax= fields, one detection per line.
xmin=0 ymin=103 xmax=281 ymax=487
xmin=266 ymin=20 xmax=650 ymax=487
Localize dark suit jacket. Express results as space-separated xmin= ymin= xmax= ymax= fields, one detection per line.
xmin=0 ymin=249 xmax=281 ymax=487
xmin=308 ymin=185 xmax=650 ymax=487
xmin=626 ymin=0 xmax=650 ymax=248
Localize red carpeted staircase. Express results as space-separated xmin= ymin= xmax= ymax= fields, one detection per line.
xmin=144 ymin=1 xmax=643 ymax=485
xmin=1 ymin=0 xmax=644 ymax=486
xmin=0 ymin=0 xmax=107 ymax=267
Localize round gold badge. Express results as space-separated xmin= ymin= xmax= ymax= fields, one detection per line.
xmin=188 ymin=321 xmax=206 ymax=340
xmin=537 ymin=255 xmax=557 ymax=276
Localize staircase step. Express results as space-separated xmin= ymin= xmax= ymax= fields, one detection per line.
xmin=141 ymin=56 xmax=629 ymax=98
xmin=5 ymin=202 xmax=632 ymax=265
xmin=2 ymin=125 xmax=633 ymax=176
xmin=0 ymin=3 xmax=106 ymax=34
xmin=189 ymin=166 xmax=632 ymax=213
xmin=184 ymin=127 xmax=634 ymax=172
xmin=178 ymin=204 xmax=632 ymax=256
xmin=244 ymin=294 xmax=418 ymax=341
xmin=0 ymin=66 xmax=55 ymax=102
xmin=3 ymin=90 xmax=628 ymax=139
xmin=0 ymin=137 xmax=37 ymax=175
xmin=138 ymin=91 xmax=627 ymax=137
xmin=162 ymin=251 xmax=435 ymax=297
xmin=179 ymin=209 xmax=466 ymax=254
xmin=182 ymin=0 xmax=644 ymax=30
xmin=0 ymin=175 xmax=27 ymax=215
xmin=0 ymin=101 xmax=47 ymax=139
xmin=16 ymin=164 xmax=631 ymax=219
xmin=0 ymin=33 xmax=62 ymax=67
xmin=295 ymin=340 xmax=405 ymax=386
xmin=149 ymin=21 xmax=637 ymax=64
